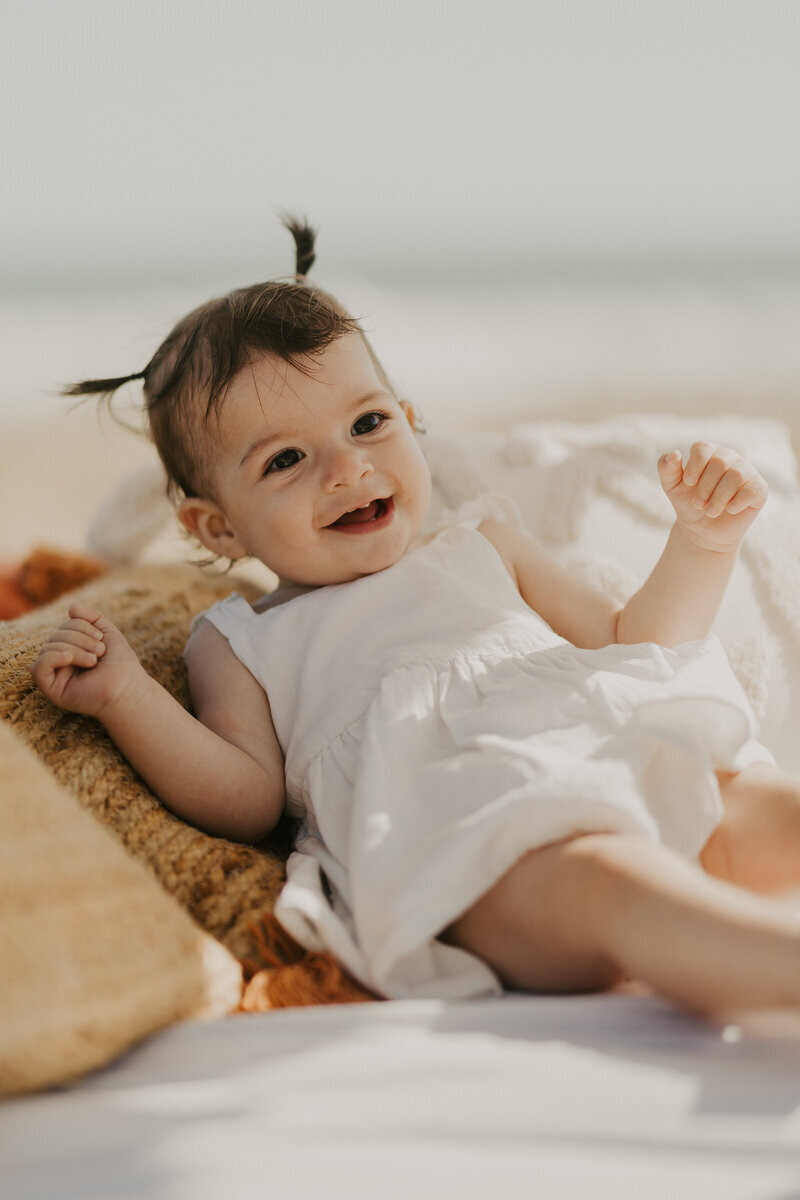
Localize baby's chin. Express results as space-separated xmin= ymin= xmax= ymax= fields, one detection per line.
xmin=274 ymin=517 xmax=424 ymax=587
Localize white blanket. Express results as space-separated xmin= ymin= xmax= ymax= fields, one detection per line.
xmin=4 ymin=993 xmax=800 ymax=1199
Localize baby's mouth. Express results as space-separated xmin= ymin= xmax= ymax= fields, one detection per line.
xmin=329 ymin=498 xmax=393 ymax=528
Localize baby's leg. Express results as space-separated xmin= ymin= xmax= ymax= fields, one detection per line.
xmin=701 ymin=764 xmax=800 ymax=894
xmin=442 ymin=833 xmax=800 ymax=1014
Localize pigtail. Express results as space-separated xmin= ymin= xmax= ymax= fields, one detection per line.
xmin=62 ymin=368 xmax=147 ymax=399
xmin=60 ymin=365 xmax=170 ymax=564
xmin=281 ymin=213 xmax=317 ymax=280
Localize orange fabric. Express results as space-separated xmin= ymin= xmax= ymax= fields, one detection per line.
xmin=0 ymin=570 xmax=33 ymax=619
xmin=17 ymin=546 xmax=108 ymax=606
xmin=239 ymin=914 xmax=378 ymax=1010
xmin=0 ymin=547 xmax=108 ymax=621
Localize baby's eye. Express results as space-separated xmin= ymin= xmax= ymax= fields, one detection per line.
xmin=352 ymin=411 xmax=388 ymax=436
xmin=265 ymin=448 xmax=303 ymax=475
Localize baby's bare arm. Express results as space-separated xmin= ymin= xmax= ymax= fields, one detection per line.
xmin=479 ymin=521 xmax=621 ymax=649
xmin=482 ymin=443 xmax=767 ymax=649
xmin=181 ymin=621 xmax=286 ymax=841
xmin=615 ymin=444 xmax=767 ymax=646
xmin=33 ymin=606 xmax=285 ymax=842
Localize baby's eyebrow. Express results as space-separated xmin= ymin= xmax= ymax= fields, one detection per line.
xmin=240 ymin=433 xmax=282 ymax=468
xmin=343 ymin=388 xmax=392 ymax=414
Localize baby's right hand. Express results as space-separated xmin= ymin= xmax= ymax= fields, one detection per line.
xmin=32 ymin=604 xmax=145 ymax=720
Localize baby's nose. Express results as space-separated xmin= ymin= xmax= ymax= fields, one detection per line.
xmin=322 ymin=444 xmax=374 ymax=490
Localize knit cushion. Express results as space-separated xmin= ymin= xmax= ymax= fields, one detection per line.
xmin=0 ymin=566 xmax=292 ymax=962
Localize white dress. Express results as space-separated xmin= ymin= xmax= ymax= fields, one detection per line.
xmin=197 ymin=495 xmax=773 ymax=1000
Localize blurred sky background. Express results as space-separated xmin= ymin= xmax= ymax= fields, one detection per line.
xmin=3 ymin=0 xmax=800 ymax=290
xmin=2 ymin=0 xmax=800 ymax=432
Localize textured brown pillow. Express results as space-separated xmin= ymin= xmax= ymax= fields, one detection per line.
xmin=0 ymin=717 xmax=242 ymax=1095
xmin=0 ymin=565 xmax=292 ymax=962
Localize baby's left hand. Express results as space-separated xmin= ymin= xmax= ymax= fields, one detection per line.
xmin=658 ymin=442 xmax=768 ymax=552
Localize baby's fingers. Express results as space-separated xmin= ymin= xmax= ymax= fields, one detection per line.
xmin=681 ymin=442 xmax=732 ymax=491
xmin=681 ymin=444 xmax=767 ymax=513
xmin=67 ymin=603 xmax=104 ymax=626
xmin=38 ymin=637 xmax=105 ymax=673
xmin=52 ymin=615 xmax=106 ymax=651
xmin=657 ymin=449 xmax=684 ymax=490
xmin=721 ymin=470 xmax=768 ymax=515
xmin=32 ymin=645 xmax=96 ymax=703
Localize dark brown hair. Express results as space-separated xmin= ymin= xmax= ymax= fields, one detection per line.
xmin=65 ymin=217 xmax=393 ymax=502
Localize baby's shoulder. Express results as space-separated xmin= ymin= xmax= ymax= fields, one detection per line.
xmin=442 ymin=495 xmax=526 ymax=594
xmin=423 ymin=491 xmax=532 ymax=586
xmin=473 ymin=493 xmax=526 ymax=548
xmin=185 ymin=611 xmax=238 ymax=666
xmin=432 ymin=491 xmax=525 ymax=548
xmin=475 ymin=512 xmax=525 ymax=583
xmin=183 ymin=622 xmax=248 ymax=722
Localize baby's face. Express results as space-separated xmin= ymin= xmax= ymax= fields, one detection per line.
xmin=183 ymin=333 xmax=431 ymax=586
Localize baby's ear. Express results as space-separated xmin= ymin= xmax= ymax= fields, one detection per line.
xmin=178 ymin=498 xmax=247 ymax=560
xmin=400 ymin=400 xmax=424 ymax=432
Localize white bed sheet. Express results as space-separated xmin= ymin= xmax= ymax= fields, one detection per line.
xmin=3 ymin=993 xmax=800 ymax=1200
